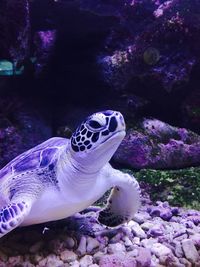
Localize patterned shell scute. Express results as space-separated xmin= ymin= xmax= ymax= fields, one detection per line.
xmin=0 ymin=166 xmax=12 ymax=180
xmin=14 ymin=151 xmax=41 ymax=172
xmin=0 ymin=137 xmax=69 ymax=178
xmin=40 ymin=148 xmax=58 ymax=168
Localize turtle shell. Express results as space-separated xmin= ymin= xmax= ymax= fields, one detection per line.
xmin=0 ymin=137 xmax=69 ymax=179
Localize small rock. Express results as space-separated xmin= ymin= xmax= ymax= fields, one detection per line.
xmin=151 ymin=254 xmax=160 ymax=266
xmin=70 ymin=260 xmax=80 ymax=267
xmin=179 ymin=257 xmax=192 ymax=267
xmin=132 ymin=237 xmax=141 ymax=245
xmin=182 ymin=239 xmax=199 ymax=263
xmin=160 ymin=209 xmax=173 ymax=221
xmin=190 ymin=233 xmax=200 ymax=248
xmin=133 ymin=212 xmax=151 ymax=224
xmin=107 ymin=242 xmax=126 ymax=255
xmin=121 ymin=225 xmax=133 ymax=239
xmin=86 ymin=237 xmax=100 ymax=253
xmin=123 ymin=236 xmax=133 ymax=247
xmin=93 ymin=251 xmax=106 ymax=263
xmin=173 ymin=241 xmax=184 ymax=258
xmin=8 ymin=256 xmax=23 ymax=265
xmin=60 ymin=249 xmax=78 ymax=262
xmin=160 ymin=254 xmax=184 ymax=267
xmin=149 ymin=205 xmax=172 ymax=221
xmin=110 ymin=233 xmax=122 ymax=243
xmin=127 ymin=249 xmax=139 ymax=258
xmin=141 ymin=221 xmax=154 ymax=231
xmin=65 ymin=237 xmax=76 ymax=249
xmin=80 ymin=255 xmax=93 ymax=267
xmin=99 ymin=254 xmax=136 ymax=267
xmin=171 ymin=207 xmax=179 ymax=216
xmin=77 ymin=236 xmax=87 ymax=256
xmin=135 ymin=247 xmax=151 ymax=267
xmin=187 ymin=215 xmax=200 ymax=225
xmin=34 ymin=254 xmax=43 ymax=264
xmin=38 ymin=257 xmax=47 ymax=267
xmin=148 ymin=225 xmax=164 ymax=237
xmin=39 ymin=255 xmax=63 ymax=267
xmin=141 ymin=238 xmax=158 ymax=249
xmin=170 ymin=216 xmax=181 ymax=223
xmin=96 ymin=235 xmax=109 ymax=250
xmin=174 ymin=233 xmax=188 ymax=242
xmin=20 ymin=261 xmax=35 ymax=267
xmin=128 ymin=221 xmax=147 ymax=239
xmin=151 ymin=243 xmax=172 ymax=257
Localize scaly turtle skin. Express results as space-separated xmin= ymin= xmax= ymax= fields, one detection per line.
xmin=0 ymin=110 xmax=140 ymax=237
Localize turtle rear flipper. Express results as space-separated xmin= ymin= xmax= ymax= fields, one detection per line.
xmin=0 ymin=201 xmax=32 ymax=238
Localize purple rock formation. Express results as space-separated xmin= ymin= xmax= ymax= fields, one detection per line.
xmin=33 ymin=30 xmax=57 ymax=75
xmin=114 ymin=118 xmax=200 ymax=169
xmin=83 ymin=0 xmax=200 ymax=93
xmin=0 ymin=0 xmax=30 ymax=64
xmin=148 ymin=202 xmax=173 ymax=221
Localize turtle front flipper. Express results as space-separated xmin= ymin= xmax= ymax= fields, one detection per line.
xmin=0 ymin=200 xmax=32 ymax=238
xmin=98 ymin=171 xmax=141 ymax=227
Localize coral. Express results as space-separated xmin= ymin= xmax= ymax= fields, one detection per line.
xmin=0 ymin=0 xmax=30 ymax=64
xmin=114 ymin=118 xmax=200 ymax=169
xmin=33 ymin=30 xmax=57 ymax=75
xmin=90 ymin=0 xmax=200 ymax=93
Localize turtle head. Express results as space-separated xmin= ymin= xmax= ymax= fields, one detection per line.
xmin=70 ymin=110 xmax=126 ymax=173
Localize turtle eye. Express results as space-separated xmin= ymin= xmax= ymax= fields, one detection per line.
xmin=88 ymin=120 xmax=102 ymax=129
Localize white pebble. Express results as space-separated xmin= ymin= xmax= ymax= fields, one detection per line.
xmin=109 ymin=233 xmax=122 ymax=243
xmin=140 ymin=221 xmax=154 ymax=231
xmin=123 ymin=236 xmax=133 ymax=247
xmin=80 ymin=255 xmax=93 ymax=267
xmin=189 ymin=233 xmax=200 ymax=248
xmin=40 ymin=254 xmax=63 ymax=267
xmin=129 ymin=221 xmax=147 ymax=239
xmin=70 ymin=260 xmax=80 ymax=267
xmin=66 ymin=237 xmax=76 ymax=249
xmin=8 ymin=256 xmax=23 ymax=266
xmin=132 ymin=237 xmax=140 ymax=245
xmin=133 ymin=212 xmax=151 ymax=224
xmin=182 ymin=239 xmax=199 ymax=263
xmin=93 ymin=251 xmax=106 ymax=263
xmin=77 ymin=236 xmax=87 ymax=256
xmin=151 ymin=243 xmax=172 ymax=257
xmin=141 ymin=238 xmax=158 ymax=249
xmin=173 ymin=241 xmax=184 ymax=258
xmin=107 ymin=242 xmax=126 ymax=255
xmin=127 ymin=249 xmax=139 ymax=257
xmin=60 ymin=249 xmax=78 ymax=262
xmin=86 ymin=237 xmax=100 ymax=253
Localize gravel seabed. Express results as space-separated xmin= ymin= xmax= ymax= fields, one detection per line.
xmin=1 ymin=195 xmax=200 ymax=267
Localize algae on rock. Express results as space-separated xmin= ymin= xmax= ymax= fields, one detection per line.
xmin=126 ymin=167 xmax=200 ymax=210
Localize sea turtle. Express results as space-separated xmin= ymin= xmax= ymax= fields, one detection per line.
xmin=0 ymin=110 xmax=140 ymax=238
